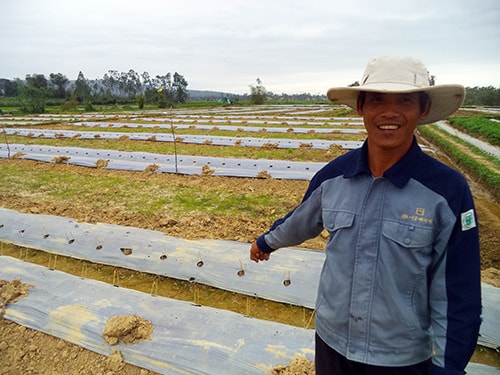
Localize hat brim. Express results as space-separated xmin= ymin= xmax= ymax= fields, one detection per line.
xmin=327 ymin=84 xmax=465 ymax=125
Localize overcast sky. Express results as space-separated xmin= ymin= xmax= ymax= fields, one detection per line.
xmin=1 ymin=0 xmax=499 ymax=94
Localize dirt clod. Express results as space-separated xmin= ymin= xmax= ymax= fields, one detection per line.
xmin=0 ymin=279 xmax=33 ymax=317
xmin=103 ymin=315 xmax=153 ymax=345
xmin=271 ymin=355 xmax=315 ymax=375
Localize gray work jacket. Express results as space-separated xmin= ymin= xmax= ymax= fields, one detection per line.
xmin=256 ymin=139 xmax=481 ymax=374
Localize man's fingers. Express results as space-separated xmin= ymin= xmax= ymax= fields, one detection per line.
xmin=250 ymin=242 xmax=270 ymax=263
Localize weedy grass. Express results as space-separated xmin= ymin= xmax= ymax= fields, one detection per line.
xmin=0 ymin=162 xmax=298 ymax=219
xmin=170 ymin=189 xmax=278 ymax=217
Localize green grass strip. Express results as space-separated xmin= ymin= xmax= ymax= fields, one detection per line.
xmin=420 ymin=126 xmax=500 ymax=201
xmin=0 ymin=163 xmax=298 ymax=219
xmin=449 ymin=117 xmax=500 ymax=146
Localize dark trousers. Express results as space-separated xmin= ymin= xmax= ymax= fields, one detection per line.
xmin=315 ymin=333 xmax=432 ymax=375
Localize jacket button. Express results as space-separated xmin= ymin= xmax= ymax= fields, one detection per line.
xmin=404 ymin=238 xmax=411 ymax=245
xmin=349 ymin=346 xmax=356 ymax=353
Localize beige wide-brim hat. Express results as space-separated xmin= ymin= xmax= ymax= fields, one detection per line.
xmin=326 ymin=55 xmax=465 ymax=125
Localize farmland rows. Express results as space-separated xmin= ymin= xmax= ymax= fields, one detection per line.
xmin=437 ymin=121 xmax=500 ymax=158
xmin=0 ymin=105 xmax=361 ymax=373
xmin=1 ymin=105 xmax=499 ymax=373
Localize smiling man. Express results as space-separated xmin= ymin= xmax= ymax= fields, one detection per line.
xmin=250 ymin=56 xmax=481 ymax=374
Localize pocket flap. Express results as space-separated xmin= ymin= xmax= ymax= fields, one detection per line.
xmin=323 ymin=210 xmax=355 ymax=232
xmin=382 ymin=221 xmax=434 ymax=248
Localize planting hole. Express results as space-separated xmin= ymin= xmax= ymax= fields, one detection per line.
xmin=197 ymin=260 xmax=204 ymax=267
xmin=283 ymin=270 xmax=291 ymax=286
xmin=237 ymin=260 xmax=245 ymax=277
xmin=121 ymin=247 xmax=133 ymax=255
xmin=160 ymin=254 xmax=167 ymax=260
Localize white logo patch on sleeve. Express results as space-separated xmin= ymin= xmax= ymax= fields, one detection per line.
xmin=461 ymin=209 xmax=477 ymax=231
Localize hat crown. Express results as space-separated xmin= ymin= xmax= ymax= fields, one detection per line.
xmin=361 ymin=56 xmax=431 ymax=89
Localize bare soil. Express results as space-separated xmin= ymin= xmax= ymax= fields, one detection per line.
xmin=1 ymin=148 xmax=499 ymax=373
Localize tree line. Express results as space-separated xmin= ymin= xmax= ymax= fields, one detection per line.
xmin=462 ymin=86 xmax=500 ymax=107
xmin=0 ymin=69 xmax=189 ymax=113
xmin=0 ymin=70 xmax=498 ymax=114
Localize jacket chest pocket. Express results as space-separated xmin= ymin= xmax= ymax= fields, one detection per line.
xmin=323 ymin=210 xmax=356 ymax=233
xmin=382 ymin=221 xmax=435 ymax=249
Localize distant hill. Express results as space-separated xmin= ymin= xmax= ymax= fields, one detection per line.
xmin=187 ymin=89 xmax=243 ymax=100
xmin=187 ymin=89 xmax=327 ymax=101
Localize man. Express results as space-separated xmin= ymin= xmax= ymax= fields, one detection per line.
xmin=250 ymin=56 xmax=481 ymax=374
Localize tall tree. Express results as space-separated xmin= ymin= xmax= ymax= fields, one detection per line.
xmin=74 ymin=71 xmax=91 ymax=103
xmin=141 ymin=71 xmax=152 ymax=93
xmin=0 ymin=79 xmax=18 ymax=96
xmin=18 ymin=85 xmax=46 ymax=113
xmin=123 ymin=69 xmax=142 ymax=98
xmin=155 ymin=73 xmax=174 ymax=107
xmin=102 ymin=70 xmax=120 ymax=96
xmin=173 ymin=72 xmax=188 ymax=103
xmin=49 ymin=73 xmax=69 ymax=98
xmin=250 ymin=77 xmax=266 ymax=105
xmin=25 ymin=73 xmax=48 ymax=89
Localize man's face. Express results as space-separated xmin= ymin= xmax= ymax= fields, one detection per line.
xmin=357 ymin=92 xmax=430 ymax=154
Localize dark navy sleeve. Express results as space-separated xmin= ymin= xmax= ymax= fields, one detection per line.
xmin=415 ymin=154 xmax=481 ymax=374
xmin=434 ymin=183 xmax=481 ymax=374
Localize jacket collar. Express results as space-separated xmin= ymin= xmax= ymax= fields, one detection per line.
xmin=344 ymin=137 xmax=422 ymax=188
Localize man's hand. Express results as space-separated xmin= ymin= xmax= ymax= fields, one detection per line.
xmin=250 ymin=241 xmax=270 ymax=263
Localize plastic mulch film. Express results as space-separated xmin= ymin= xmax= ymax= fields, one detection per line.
xmin=0 ymin=256 xmax=315 ymax=375
xmin=0 ymin=144 xmax=325 ymax=180
xmin=1 ymin=208 xmax=499 ymax=353
xmin=436 ymin=121 xmax=500 ymax=159
xmin=77 ymin=116 xmax=365 ymax=127
xmin=3 ymin=128 xmax=363 ymax=150
xmin=71 ymin=121 xmax=366 ymax=134
xmin=481 ymin=283 xmax=500 ymax=350
xmin=0 ymin=208 xmax=324 ymax=309
xmin=1 ymin=258 xmax=498 ymax=374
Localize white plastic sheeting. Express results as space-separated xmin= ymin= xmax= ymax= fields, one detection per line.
xmin=71 ymin=121 xmax=366 ymax=134
xmin=435 ymin=121 xmax=500 ymax=159
xmin=1 ymin=252 xmax=498 ymax=374
xmin=0 ymin=143 xmax=327 ymax=180
xmin=0 ymin=207 xmax=324 ymax=309
xmin=0 ymin=115 xmax=120 ymax=125
xmin=73 ymin=118 xmax=364 ymax=127
xmin=3 ymin=128 xmax=364 ymax=150
xmin=481 ymin=283 xmax=500 ymax=350
xmin=1 ymin=208 xmax=499 ymax=353
xmin=0 ymin=256 xmax=316 ymax=375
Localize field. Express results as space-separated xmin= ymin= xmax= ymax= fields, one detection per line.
xmin=0 ymin=104 xmax=499 ymax=374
